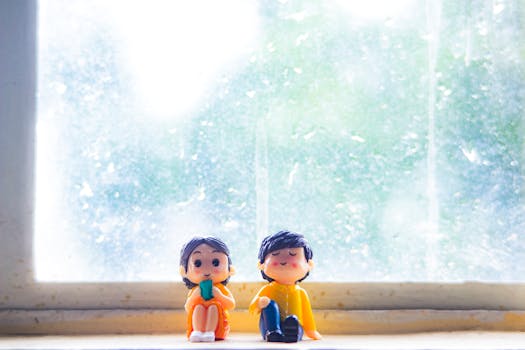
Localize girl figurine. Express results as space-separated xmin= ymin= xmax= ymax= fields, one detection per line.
xmin=179 ymin=236 xmax=236 ymax=342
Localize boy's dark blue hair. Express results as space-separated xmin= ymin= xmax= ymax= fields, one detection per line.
xmin=258 ymin=230 xmax=313 ymax=283
xmin=180 ymin=236 xmax=232 ymax=289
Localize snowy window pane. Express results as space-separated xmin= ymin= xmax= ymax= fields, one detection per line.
xmin=35 ymin=0 xmax=525 ymax=282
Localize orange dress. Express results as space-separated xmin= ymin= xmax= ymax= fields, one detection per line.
xmin=185 ymin=283 xmax=232 ymax=340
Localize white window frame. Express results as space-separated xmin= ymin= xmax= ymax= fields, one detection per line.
xmin=1 ymin=0 xmax=525 ymax=335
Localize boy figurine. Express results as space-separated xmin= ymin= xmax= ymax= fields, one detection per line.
xmin=249 ymin=230 xmax=322 ymax=342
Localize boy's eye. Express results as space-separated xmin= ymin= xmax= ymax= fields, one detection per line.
xmin=194 ymin=259 xmax=202 ymax=268
xmin=271 ymin=252 xmax=280 ymax=256
xmin=212 ymin=258 xmax=220 ymax=267
xmin=289 ymin=251 xmax=297 ymax=256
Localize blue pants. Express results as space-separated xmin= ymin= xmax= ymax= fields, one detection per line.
xmin=259 ymin=300 xmax=303 ymax=340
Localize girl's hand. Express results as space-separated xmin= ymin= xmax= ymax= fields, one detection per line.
xmin=184 ymin=286 xmax=201 ymax=313
xmin=212 ymin=286 xmax=235 ymax=310
xmin=212 ymin=286 xmax=222 ymax=297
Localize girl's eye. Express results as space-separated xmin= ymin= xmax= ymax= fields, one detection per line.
xmin=212 ymin=258 xmax=220 ymax=267
xmin=194 ymin=259 xmax=202 ymax=268
xmin=271 ymin=252 xmax=280 ymax=256
xmin=289 ymin=251 xmax=297 ymax=256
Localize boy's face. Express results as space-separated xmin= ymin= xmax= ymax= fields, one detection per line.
xmin=259 ymin=246 xmax=313 ymax=285
xmin=180 ymin=243 xmax=233 ymax=285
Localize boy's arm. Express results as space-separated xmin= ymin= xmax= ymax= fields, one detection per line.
xmin=300 ymin=288 xmax=322 ymax=340
xmin=248 ymin=285 xmax=271 ymax=314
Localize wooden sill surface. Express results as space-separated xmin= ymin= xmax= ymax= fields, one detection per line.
xmin=1 ymin=332 xmax=525 ymax=349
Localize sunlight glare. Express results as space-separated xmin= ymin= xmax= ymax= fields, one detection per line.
xmin=109 ymin=0 xmax=260 ymax=121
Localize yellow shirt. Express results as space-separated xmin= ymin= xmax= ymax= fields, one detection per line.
xmin=249 ymin=281 xmax=317 ymax=332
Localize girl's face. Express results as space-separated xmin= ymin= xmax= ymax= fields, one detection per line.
xmin=182 ymin=243 xmax=232 ymax=285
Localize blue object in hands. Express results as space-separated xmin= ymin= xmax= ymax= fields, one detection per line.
xmin=200 ymin=279 xmax=213 ymax=301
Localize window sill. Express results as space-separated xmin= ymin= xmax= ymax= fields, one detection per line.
xmin=3 ymin=282 xmax=525 ymax=334
xmin=2 ymin=308 xmax=525 ymax=335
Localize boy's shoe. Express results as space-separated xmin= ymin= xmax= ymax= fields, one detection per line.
xmin=265 ymin=329 xmax=285 ymax=342
xmin=282 ymin=315 xmax=300 ymax=343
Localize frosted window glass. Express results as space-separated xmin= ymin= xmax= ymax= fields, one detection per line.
xmin=35 ymin=0 xmax=525 ymax=282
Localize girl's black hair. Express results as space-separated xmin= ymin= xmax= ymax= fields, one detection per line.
xmin=258 ymin=230 xmax=313 ymax=283
xmin=180 ymin=236 xmax=232 ymax=289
